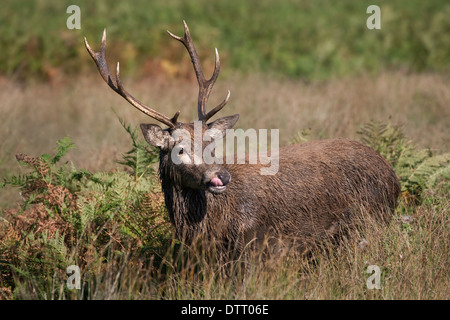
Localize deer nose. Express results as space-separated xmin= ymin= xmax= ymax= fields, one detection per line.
xmin=203 ymin=169 xmax=231 ymax=192
xmin=217 ymin=172 xmax=230 ymax=186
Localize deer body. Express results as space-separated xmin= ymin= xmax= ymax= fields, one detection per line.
xmin=160 ymin=137 xmax=400 ymax=257
xmin=85 ymin=21 xmax=400 ymax=260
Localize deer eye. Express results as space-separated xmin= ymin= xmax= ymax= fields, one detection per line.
xmin=178 ymin=148 xmax=184 ymax=155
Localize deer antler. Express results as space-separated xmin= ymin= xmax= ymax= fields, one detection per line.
xmin=167 ymin=21 xmax=230 ymax=122
xmin=84 ymin=29 xmax=180 ymax=128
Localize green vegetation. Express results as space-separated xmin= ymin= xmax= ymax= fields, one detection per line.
xmin=1 ymin=0 xmax=450 ymax=80
xmin=357 ymin=121 xmax=450 ymax=201
xmin=1 ymin=121 xmax=448 ymax=299
xmin=0 ymin=124 xmax=169 ymax=299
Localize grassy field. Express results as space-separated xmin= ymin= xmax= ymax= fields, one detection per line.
xmin=1 ymin=71 xmax=448 ymax=300
xmin=0 ymin=0 xmax=449 ymax=300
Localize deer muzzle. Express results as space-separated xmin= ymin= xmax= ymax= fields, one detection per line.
xmin=204 ymin=170 xmax=230 ymax=194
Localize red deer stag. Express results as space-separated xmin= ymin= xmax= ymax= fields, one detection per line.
xmin=85 ymin=21 xmax=400 ymax=260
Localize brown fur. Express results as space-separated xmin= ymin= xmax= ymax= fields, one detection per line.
xmin=151 ymin=122 xmax=400 ymax=260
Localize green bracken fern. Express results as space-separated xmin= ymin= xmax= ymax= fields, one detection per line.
xmin=357 ymin=120 xmax=450 ymax=199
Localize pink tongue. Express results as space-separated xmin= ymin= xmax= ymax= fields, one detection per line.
xmin=210 ymin=177 xmax=223 ymax=187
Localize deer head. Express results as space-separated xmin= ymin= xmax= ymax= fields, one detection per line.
xmin=85 ymin=21 xmax=239 ymax=194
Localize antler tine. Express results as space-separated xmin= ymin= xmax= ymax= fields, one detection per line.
xmin=204 ymin=89 xmax=230 ymax=121
xmin=167 ymin=21 xmax=230 ymax=122
xmin=85 ymin=29 xmax=179 ymax=128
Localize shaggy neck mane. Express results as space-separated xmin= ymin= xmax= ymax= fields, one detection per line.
xmin=158 ymin=156 xmax=230 ymax=244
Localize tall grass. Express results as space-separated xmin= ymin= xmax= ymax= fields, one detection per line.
xmin=2 ymin=186 xmax=448 ymax=299
xmin=0 ymin=108 xmax=448 ymax=299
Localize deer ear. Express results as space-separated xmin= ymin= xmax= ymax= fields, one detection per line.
xmin=140 ymin=124 xmax=172 ymax=150
xmin=207 ymin=114 xmax=239 ymax=138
